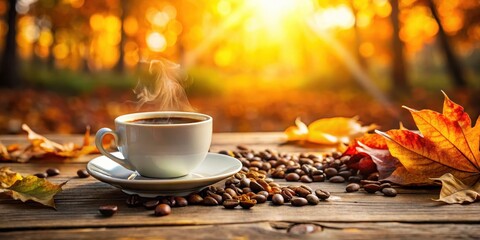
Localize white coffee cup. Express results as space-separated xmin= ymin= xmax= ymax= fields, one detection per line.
xmin=95 ymin=111 xmax=212 ymax=178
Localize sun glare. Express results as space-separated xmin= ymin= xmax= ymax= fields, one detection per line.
xmin=313 ymin=5 xmax=355 ymax=30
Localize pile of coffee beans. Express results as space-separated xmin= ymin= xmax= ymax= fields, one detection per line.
xmin=109 ymin=145 xmax=397 ymax=217
xmin=219 ymin=145 xmax=382 ymax=185
xmin=34 ymin=168 xmax=61 ymax=178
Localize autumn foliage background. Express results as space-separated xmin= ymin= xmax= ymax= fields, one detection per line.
xmin=0 ymin=0 xmax=479 ymax=134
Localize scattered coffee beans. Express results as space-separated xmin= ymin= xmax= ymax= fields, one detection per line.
xmin=46 ymin=168 xmax=60 ymax=177
xmin=346 ymin=183 xmax=360 ymax=192
xmin=285 ymin=173 xmax=300 ymax=182
xmin=329 ymin=175 xmax=345 ymax=183
xmin=223 ymin=199 xmax=240 ymax=209
xmin=364 ymin=183 xmax=382 ymax=193
xmin=174 ymin=197 xmax=188 ymax=207
xmin=291 ymin=197 xmax=308 ymax=207
xmin=143 ymin=200 xmax=160 ymax=210
xmin=272 ymin=194 xmax=284 ymax=205
xmin=126 ymin=194 xmax=141 ymax=207
xmin=306 ymin=194 xmax=320 ymax=205
xmin=77 ymin=169 xmax=90 ymax=178
xmin=315 ymin=189 xmax=330 ymax=200
xmin=202 ymin=196 xmax=219 ymax=206
xmin=154 ymin=204 xmax=171 ymax=216
xmin=118 ymin=145 xmax=399 ymax=217
xmin=382 ymin=188 xmax=397 ymax=197
xmin=34 ymin=172 xmax=48 ymax=178
xmin=239 ymin=199 xmax=257 ymax=209
xmin=98 ymin=205 xmax=118 ymax=217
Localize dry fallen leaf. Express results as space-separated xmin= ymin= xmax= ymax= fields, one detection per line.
xmin=0 ymin=124 xmax=99 ymax=162
xmin=377 ymin=92 xmax=480 ymax=186
xmin=431 ymin=173 xmax=480 ymax=204
xmin=285 ymin=117 xmax=377 ymax=145
xmin=0 ymin=167 xmax=66 ymax=208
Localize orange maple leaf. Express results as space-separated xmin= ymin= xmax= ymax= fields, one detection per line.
xmin=377 ymin=92 xmax=480 ymax=186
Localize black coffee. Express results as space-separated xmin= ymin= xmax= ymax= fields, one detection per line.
xmin=129 ymin=117 xmax=202 ymax=124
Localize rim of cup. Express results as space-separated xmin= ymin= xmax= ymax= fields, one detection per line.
xmin=114 ymin=111 xmax=212 ymax=127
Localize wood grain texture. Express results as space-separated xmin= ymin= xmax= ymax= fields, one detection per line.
xmin=1 ymin=133 xmax=480 ymax=239
xmin=1 ymin=222 xmax=479 ymax=240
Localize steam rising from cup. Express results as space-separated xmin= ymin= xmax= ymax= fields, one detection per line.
xmin=134 ymin=58 xmax=194 ymax=112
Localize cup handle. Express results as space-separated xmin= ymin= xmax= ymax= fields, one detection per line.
xmin=95 ymin=128 xmax=133 ymax=170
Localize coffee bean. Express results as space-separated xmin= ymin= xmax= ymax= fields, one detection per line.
xmin=187 ymin=194 xmax=203 ymax=205
xmin=225 ymin=178 xmax=240 ymax=186
xmin=281 ymin=189 xmax=294 ymax=202
xmin=154 ymin=204 xmax=171 ymax=216
xmin=360 ymin=180 xmax=381 ymax=186
xmin=237 ymin=145 xmax=249 ymax=151
xmin=202 ymin=196 xmax=219 ymax=206
xmin=272 ymin=194 xmax=284 ymax=205
xmin=242 ymin=187 xmax=252 ymax=194
xmin=223 ymin=199 xmax=240 ymax=209
xmin=300 ymin=184 xmax=313 ymax=193
xmin=250 ymin=181 xmax=265 ymax=193
xmin=143 ymin=200 xmax=160 ymax=210
xmin=312 ymin=175 xmax=325 ymax=182
xmin=34 ymin=172 xmax=48 ymax=178
xmin=294 ymin=186 xmax=311 ymax=198
xmin=222 ymin=193 xmax=233 ymax=201
xmin=285 ymin=173 xmax=300 ymax=182
xmin=225 ymin=188 xmax=238 ymax=198
xmin=315 ymin=189 xmax=330 ymax=200
xmin=257 ymin=191 xmax=269 ymax=198
xmin=207 ymin=192 xmax=223 ymax=204
xmin=98 ymin=205 xmax=118 ymax=217
xmin=46 ymin=168 xmax=60 ymax=177
xmin=240 ymin=177 xmax=251 ymax=188
xmin=380 ymin=183 xmax=392 ymax=190
xmin=329 ymin=175 xmax=345 ymax=183
xmin=239 ymin=199 xmax=257 ymax=209
xmin=161 ymin=196 xmax=176 ymax=207
xmin=346 ymin=183 xmax=360 ymax=192
xmin=382 ymin=188 xmax=397 ymax=197
xmin=126 ymin=194 xmax=141 ymax=207
xmin=252 ymin=194 xmax=267 ymax=204
xmin=300 ymin=175 xmax=312 ymax=183
xmin=364 ymin=183 xmax=382 ymax=193
xmin=348 ymin=176 xmax=362 ymax=183
xmin=338 ymin=170 xmax=352 ymax=179
xmin=306 ymin=194 xmax=320 ymax=205
xmin=77 ymin=169 xmax=90 ymax=178
xmin=174 ymin=197 xmax=188 ymax=207
xmin=324 ymin=168 xmax=338 ymax=178
xmin=291 ymin=197 xmax=308 ymax=206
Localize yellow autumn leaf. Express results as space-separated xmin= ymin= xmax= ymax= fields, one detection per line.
xmin=0 ymin=167 xmax=66 ymax=208
xmin=284 ymin=117 xmax=377 ymax=145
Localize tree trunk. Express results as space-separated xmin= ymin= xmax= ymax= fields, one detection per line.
xmin=0 ymin=0 xmax=19 ymax=88
xmin=390 ymin=0 xmax=408 ymax=91
xmin=115 ymin=0 xmax=126 ymax=73
xmin=428 ymin=0 xmax=467 ymax=88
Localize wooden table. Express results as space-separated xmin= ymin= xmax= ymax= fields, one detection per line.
xmin=1 ymin=132 xmax=479 ymax=239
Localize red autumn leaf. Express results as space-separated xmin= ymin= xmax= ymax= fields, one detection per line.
xmin=377 ymin=92 xmax=480 ymax=187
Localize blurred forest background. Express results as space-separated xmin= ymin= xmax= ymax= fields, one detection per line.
xmin=0 ymin=0 xmax=479 ymax=134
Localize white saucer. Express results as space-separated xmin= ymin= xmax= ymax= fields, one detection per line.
xmin=87 ymin=152 xmax=242 ymax=197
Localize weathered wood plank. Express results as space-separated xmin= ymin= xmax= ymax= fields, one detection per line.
xmin=1 ymin=222 xmax=479 ymax=240
xmin=1 ymin=132 xmax=480 ymax=239
xmin=1 ymin=162 xmax=479 ymax=231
